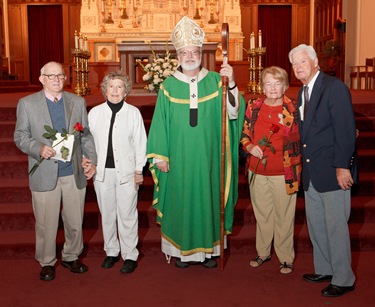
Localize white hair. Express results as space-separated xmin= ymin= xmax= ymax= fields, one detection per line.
xmin=40 ymin=61 xmax=64 ymax=75
xmin=288 ymin=44 xmax=317 ymax=63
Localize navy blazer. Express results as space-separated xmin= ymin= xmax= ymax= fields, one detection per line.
xmin=298 ymin=72 xmax=357 ymax=192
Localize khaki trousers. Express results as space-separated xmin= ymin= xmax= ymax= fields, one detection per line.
xmin=31 ymin=175 xmax=86 ymax=267
xmin=249 ymin=172 xmax=296 ymax=264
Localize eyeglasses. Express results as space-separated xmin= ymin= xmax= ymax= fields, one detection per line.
xmin=178 ymin=50 xmax=201 ymax=57
xmin=43 ymin=74 xmax=66 ymax=80
xmin=263 ymin=82 xmax=283 ymax=89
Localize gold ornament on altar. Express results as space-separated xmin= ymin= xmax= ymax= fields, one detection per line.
xmin=136 ymin=42 xmax=179 ymax=93
xmin=247 ymin=30 xmax=266 ymax=94
xmin=170 ymin=16 xmax=205 ymax=50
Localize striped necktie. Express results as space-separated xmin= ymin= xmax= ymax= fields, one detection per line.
xmin=303 ymin=85 xmax=309 ymax=120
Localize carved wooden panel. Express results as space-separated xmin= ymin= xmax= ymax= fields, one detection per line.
xmin=8 ymin=5 xmax=29 ymax=80
xmin=8 ymin=0 xmax=81 ymax=4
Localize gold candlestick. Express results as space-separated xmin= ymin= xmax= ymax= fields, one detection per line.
xmin=194 ymin=0 xmax=201 ymax=19
xmin=72 ymin=49 xmax=91 ymax=96
xmin=208 ymin=0 xmax=215 ymax=23
xmin=246 ymin=47 xmax=266 ymax=95
xmin=255 ymin=47 xmax=266 ymax=94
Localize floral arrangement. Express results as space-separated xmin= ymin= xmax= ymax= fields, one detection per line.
xmin=29 ymin=122 xmax=84 ymax=176
xmin=136 ymin=42 xmax=179 ymax=93
xmin=249 ymin=123 xmax=280 ymax=184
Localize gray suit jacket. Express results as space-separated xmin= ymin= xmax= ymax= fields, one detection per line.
xmin=14 ymin=90 xmax=97 ymax=192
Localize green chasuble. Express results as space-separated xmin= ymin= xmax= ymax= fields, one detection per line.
xmin=147 ymin=68 xmax=245 ymax=256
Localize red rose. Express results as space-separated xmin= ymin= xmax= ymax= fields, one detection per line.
xmin=249 ymin=123 xmax=280 ymax=185
xmin=270 ymin=123 xmax=280 ymax=134
xmin=74 ymin=122 xmax=84 ymax=132
xmin=29 ymin=123 xmax=84 ymax=176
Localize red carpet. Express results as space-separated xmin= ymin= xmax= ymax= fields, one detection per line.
xmin=1 ymin=252 xmax=375 ymax=306
xmin=0 ymin=87 xmax=375 ymax=306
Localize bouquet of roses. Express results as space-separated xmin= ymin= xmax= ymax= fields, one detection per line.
xmin=136 ymin=41 xmax=179 ymax=92
xmin=249 ymin=123 xmax=280 ymax=184
xmin=28 ymin=122 xmax=84 ymax=176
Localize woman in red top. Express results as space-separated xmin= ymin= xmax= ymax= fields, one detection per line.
xmin=241 ymin=66 xmax=302 ymax=274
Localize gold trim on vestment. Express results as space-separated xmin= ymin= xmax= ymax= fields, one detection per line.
xmin=160 ymin=80 xmax=221 ymax=104
xmin=162 ymin=231 xmax=232 ymax=256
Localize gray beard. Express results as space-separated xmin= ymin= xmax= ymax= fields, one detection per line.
xmin=180 ymin=60 xmax=201 ymax=71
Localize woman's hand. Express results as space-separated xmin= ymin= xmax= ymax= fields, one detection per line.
xmin=247 ymin=144 xmax=263 ymax=159
xmin=134 ymin=172 xmax=143 ymax=190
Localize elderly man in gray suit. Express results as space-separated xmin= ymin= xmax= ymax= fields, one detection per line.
xmin=14 ymin=61 xmax=97 ymax=281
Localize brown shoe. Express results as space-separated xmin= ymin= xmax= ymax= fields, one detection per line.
xmin=40 ymin=266 xmax=55 ymax=281
xmin=61 ymin=259 xmax=88 ymax=273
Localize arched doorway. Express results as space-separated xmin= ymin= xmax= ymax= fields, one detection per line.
xmin=259 ymin=5 xmax=292 ymax=77
xmin=27 ymin=5 xmax=64 ymax=85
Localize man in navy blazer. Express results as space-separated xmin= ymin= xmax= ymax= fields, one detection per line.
xmin=289 ymin=45 xmax=356 ymax=297
xmin=14 ymin=62 xmax=97 ymax=281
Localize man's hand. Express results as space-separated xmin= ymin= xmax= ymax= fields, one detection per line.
xmin=336 ymin=168 xmax=353 ymax=190
xmin=40 ymin=145 xmax=56 ymax=159
xmin=219 ymin=63 xmax=235 ymax=87
xmin=156 ymin=161 xmax=169 ymax=173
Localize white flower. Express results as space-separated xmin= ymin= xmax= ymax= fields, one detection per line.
xmin=137 ymin=42 xmax=179 ymax=92
xmin=163 ymin=69 xmax=172 ymax=77
xmin=142 ymin=73 xmax=151 ymax=81
xmin=148 ymin=84 xmax=155 ymax=92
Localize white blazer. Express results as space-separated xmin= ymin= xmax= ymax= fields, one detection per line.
xmin=88 ymin=101 xmax=147 ymax=183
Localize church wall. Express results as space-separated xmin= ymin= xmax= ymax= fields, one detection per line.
xmin=8 ymin=4 xmax=29 ymax=81
xmin=7 ymin=0 xmax=81 ymax=81
xmin=7 ymin=0 xmax=375 ymax=91
xmin=343 ymin=0 xmax=375 ymax=86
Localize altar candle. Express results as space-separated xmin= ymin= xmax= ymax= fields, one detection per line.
xmin=258 ymin=30 xmax=262 ymax=48
xmin=250 ymin=32 xmax=255 ymax=50
xmin=74 ymin=31 xmax=78 ymax=49
xmin=84 ymin=36 xmax=88 ymax=51
xmin=79 ymin=33 xmax=83 ymax=50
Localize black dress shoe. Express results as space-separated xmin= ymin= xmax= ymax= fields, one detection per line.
xmin=321 ymin=284 xmax=355 ymax=297
xmin=40 ymin=266 xmax=55 ymax=281
xmin=61 ymin=259 xmax=88 ymax=273
xmin=120 ymin=259 xmax=138 ymax=273
xmin=101 ymin=255 xmax=120 ymax=269
xmin=303 ymin=274 xmax=332 ymax=283
xmin=202 ymin=258 xmax=217 ymax=268
xmin=175 ymin=258 xmax=190 ymax=268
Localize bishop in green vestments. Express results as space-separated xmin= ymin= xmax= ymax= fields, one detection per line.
xmin=146 ymin=16 xmax=245 ymax=268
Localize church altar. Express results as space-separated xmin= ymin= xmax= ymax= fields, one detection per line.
xmin=118 ymin=41 xmax=218 ymax=88
xmin=79 ymin=0 xmax=244 ymax=61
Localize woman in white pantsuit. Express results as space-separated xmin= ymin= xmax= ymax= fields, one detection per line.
xmin=84 ymin=71 xmax=147 ymax=273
